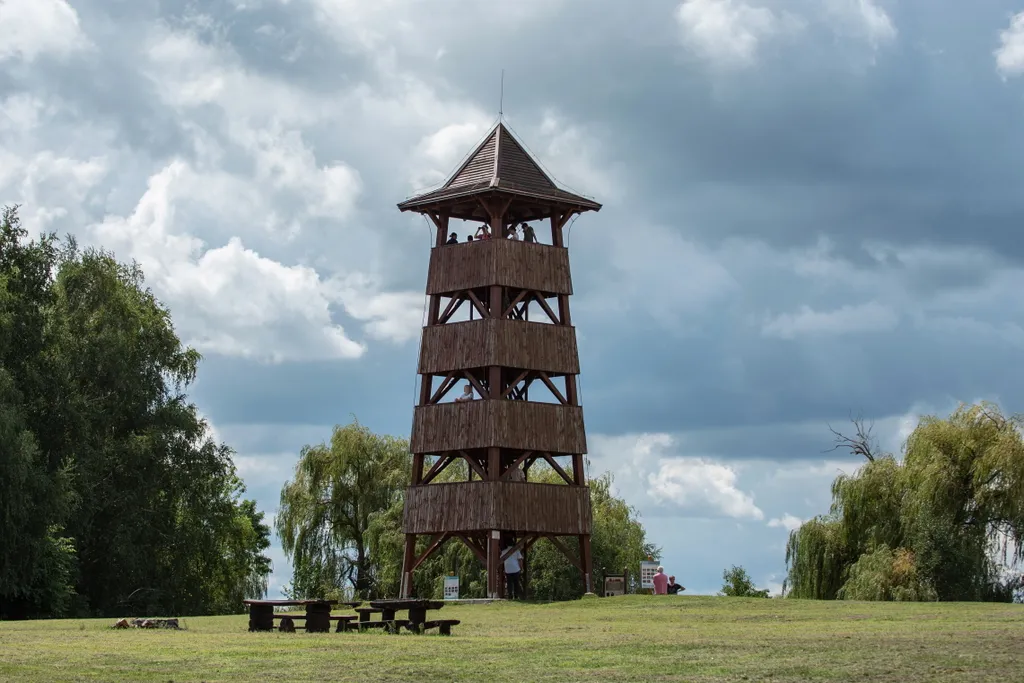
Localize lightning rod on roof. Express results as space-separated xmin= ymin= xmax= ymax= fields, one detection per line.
xmin=499 ymin=69 xmax=505 ymax=119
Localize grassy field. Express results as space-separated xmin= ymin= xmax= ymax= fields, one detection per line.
xmin=1 ymin=595 xmax=1021 ymax=682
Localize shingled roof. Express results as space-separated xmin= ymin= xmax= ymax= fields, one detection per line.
xmin=397 ymin=122 xmax=602 ymax=213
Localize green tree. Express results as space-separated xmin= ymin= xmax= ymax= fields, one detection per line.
xmin=720 ymin=565 xmax=770 ymax=598
xmin=0 ymin=208 xmax=76 ymax=617
xmin=277 ymin=420 xmax=410 ymax=599
xmin=0 ymin=205 xmax=272 ymax=618
xmin=785 ymin=403 xmax=1024 ymax=602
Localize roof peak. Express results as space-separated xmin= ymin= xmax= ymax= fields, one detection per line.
xmin=397 ymin=119 xmax=601 ymax=216
xmin=441 ymin=121 xmax=558 ymax=193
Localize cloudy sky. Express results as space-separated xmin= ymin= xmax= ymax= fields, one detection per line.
xmin=4 ymin=0 xmax=1024 ymax=597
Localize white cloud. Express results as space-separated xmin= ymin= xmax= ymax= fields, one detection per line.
xmin=649 ymin=457 xmax=765 ymax=520
xmin=325 ymin=273 xmax=426 ymax=344
xmin=675 ymin=0 xmax=791 ymax=68
xmin=408 ymin=119 xmax=493 ymax=191
xmin=996 ymin=12 xmax=1024 ymax=79
xmin=0 ymin=0 xmax=90 ymax=62
xmin=91 ymin=162 xmax=367 ymax=363
xmin=761 ymin=301 xmax=899 ymax=339
xmin=824 ymin=0 xmax=897 ymax=47
xmin=767 ymin=513 xmax=803 ymax=531
xmin=589 ymin=433 xmax=763 ymax=520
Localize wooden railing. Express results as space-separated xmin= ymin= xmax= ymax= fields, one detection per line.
xmin=426 ymin=239 xmax=573 ymax=296
xmin=403 ymin=481 xmax=592 ymax=535
xmin=410 ymin=400 xmax=587 ymax=454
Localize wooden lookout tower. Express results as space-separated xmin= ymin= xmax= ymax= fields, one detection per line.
xmin=396 ymin=121 xmax=601 ymax=599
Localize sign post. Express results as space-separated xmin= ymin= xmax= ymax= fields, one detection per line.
xmin=443 ymin=575 xmax=460 ymax=600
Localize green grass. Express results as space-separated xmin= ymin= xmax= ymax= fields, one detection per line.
xmin=1 ymin=596 xmax=1021 ymax=682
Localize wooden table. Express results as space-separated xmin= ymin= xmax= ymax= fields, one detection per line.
xmin=243 ymin=599 xmax=351 ymax=633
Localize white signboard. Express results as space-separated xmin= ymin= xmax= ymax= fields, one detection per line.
xmin=604 ymin=575 xmax=625 ymax=597
xmin=443 ymin=576 xmax=459 ymax=600
xmin=640 ymin=561 xmax=659 ymax=590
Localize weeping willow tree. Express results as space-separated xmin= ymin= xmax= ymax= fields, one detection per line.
xmin=277 ymin=420 xmax=409 ymax=600
xmin=785 ymin=402 xmax=1024 ymax=602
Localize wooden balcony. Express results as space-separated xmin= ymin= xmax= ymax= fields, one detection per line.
xmin=418 ymin=319 xmax=580 ymax=376
xmin=403 ymin=481 xmax=592 ymax=535
xmin=427 ymin=240 xmax=573 ymax=296
xmin=410 ymin=400 xmax=587 ymax=455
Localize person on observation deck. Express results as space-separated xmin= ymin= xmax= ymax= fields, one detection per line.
xmin=521 ymin=222 xmax=537 ymax=243
xmin=474 ymin=224 xmax=491 ymax=240
xmin=446 ymin=232 xmax=458 ymax=244
xmin=653 ymin=566 xmax=668 ymax=595
xmin=454 ymin=384 xmax=475 ymax=402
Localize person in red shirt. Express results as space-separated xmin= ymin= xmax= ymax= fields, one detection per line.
xmin=653 ymin=566 xmax=668 ymax=594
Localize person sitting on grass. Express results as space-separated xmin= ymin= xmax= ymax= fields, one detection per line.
xmin=667 ymin=576 xmax=685 ymax=595
xmin=653 ymin=566 xmax=668 ymax=594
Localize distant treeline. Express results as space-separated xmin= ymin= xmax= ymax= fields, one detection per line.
xmin=785 ymin=403 xmax=1024 ymax=603
xmin=0 ymin=207 xmax=271 ymax=620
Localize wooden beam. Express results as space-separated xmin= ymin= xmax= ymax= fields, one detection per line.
xmin=466 ymin=290 xmax=490 ymax=318
xmin=502 ymin=451 xmax=534 ymax=480
xmin=542 ymin=452 xmax=574 ymax=485
xmin=421 ymin=454 xmax=454 ymax=485
xmin=456 ymin=535 xmax=487 ymax=563
xmin=545 ymin=535 xmax=583 ymax=572
xmin=411 ymin=533 xmax=451 ymax=572
xmin=429 ymin=373 xmax=458 ymax=404
xmin=537 ymin=371 xmax=568 ymax=405
xmin=532 ymin=292 xmax=560 ymax=325
xmin=460 ymin=450 xmax=487 ymax=480
xmin=438 ymin=295 xmax=465 ymax=324
xmin=502 ymin=370 xmax=531 ymax=398
xmin=503 ymin=290 xmax=527 ymax=318
xmin=461 ymin=370 xmax=490 ymax=400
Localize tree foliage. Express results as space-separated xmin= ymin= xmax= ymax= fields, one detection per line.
xmin=282 ymin=428 xmax=658 ymax=601
xmin=785 ymin=402 xmax=1024 ymax=602
xmin=277 ymin=420 xmax=409 ymax=599
xmin=0 ymin=206 xmax=271 ymax=618
xmin=719 ymin=566 xmax=770 ymax=598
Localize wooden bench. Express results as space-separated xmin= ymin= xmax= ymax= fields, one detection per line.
xmin=331 ymin=615 xmax=357 ymax=633
xmin=274 ymin=614 xmax=360 ymax=634
xmin=401 ymin=619 xmax=460 ymax=635
xmin=273 ymin=614 xmax=304 ymax=632
xmin=354 ymin=607 xmax=383 ymax=623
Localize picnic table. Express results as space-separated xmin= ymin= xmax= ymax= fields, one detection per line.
xmin=368 ymin=598 xmax=458 ymax=635
xmin=243 ymin=599 xmax=362 ymax=633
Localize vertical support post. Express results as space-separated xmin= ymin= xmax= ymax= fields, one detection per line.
xmin=419 ymin=375 xmax=432 ymax=406
xmin=428 ymin=294 xmax=441 ymax=326
xmin=550 ymin=215 xmax=563 ymax=247
xmin=579 ymin=534 xmax=593 ymax=594
xmin=565 ymin=374 xmax=578 ymax=406
xmin=487 ymin=530 xmax=501 ymax=598
xmin=401 ymin=535 xmax=417 ymax=598
xmin=572 ymin=454 xmax=584 ymax=486
xmin=412 ymin=454 xmax=424 ymax=485
xmin=434 ymin=214 xmax=449 ymax=247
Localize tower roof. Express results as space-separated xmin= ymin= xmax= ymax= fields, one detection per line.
xmin=397 ymin=122 xmax=601 ymax=218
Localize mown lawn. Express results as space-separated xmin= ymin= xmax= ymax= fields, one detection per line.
xmin=0 ymin=595 xmax=1021 ymax=682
